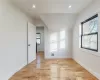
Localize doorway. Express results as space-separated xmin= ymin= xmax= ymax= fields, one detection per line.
xmin=36 ymin=27 xmax=45 ymax=59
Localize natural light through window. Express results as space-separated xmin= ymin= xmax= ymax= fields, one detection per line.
xmin=80 ymin=14 xmax=98 ymax=51
xmin=60 ymin=30 xmax=65 ymax=40
xmin=50 ymin=43 xmax=57 ymax=52
xmin=60 ymin=40 xmax=65 ymax=49
xmin=50 ymin=30 xmax=66 ymax=52
xmin=50 ymin=33 xmax=57 ymax=42
xmin=60 ymin=30 xmax=65 ymax=49
xmin=50 ymin=33 xmax=57 ymax=52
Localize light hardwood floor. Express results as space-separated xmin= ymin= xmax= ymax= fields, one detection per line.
xmin=9 ymin=52 xmax=98 ymax=80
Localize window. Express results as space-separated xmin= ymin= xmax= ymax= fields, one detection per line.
xmin=50 ymin=33 xmax=57 ymax=52
xmin=60 ymin=30 xmax=65 ymax=49
xmin=36 ymin=33 xmax=41 ymax=45
xmin=81 ymin=14 xmax=98 ymax=51
xmin=50 ymin=30 xmax=66 ymax=52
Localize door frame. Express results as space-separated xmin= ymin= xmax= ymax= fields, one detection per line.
xmin=27 ymin=22 xmax=28 ymax=64
xmin=27 ymin=22 xmax=37 ymax=64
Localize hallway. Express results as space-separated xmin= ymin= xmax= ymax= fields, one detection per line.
xmin=9 ymin=52 xmax=97 ymax=80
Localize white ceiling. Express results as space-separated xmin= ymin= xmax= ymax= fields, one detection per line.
xmin=11 ymin=0 xmax=93 ymax=14
xmin=40 ymin=14 xmax=77 ymax=30
xmin=11 ymin=0 xmax=93 ymax=29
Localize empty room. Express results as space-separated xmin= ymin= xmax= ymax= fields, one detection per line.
xmin=0 ymin=0 xmax=100 ymax=80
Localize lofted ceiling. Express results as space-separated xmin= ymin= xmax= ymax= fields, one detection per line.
xmin=11 ymin=0 xmax=93 ymax=29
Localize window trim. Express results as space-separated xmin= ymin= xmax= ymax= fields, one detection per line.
xmin=81 ymin=14 xmax=98 ymax=52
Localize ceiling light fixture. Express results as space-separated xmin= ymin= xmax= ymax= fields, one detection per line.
xmin=68 ymin=5 xmax=72 ymax=8
xmin=32 ymin=4 xmax=36 ymax=8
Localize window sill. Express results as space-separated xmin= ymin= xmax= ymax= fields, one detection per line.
xmin=79 ymin=48 xmax=100 ymax=57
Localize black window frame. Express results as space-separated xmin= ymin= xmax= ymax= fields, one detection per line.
xmin=81 ymin=14 xmax=98 ymax=52
xmin=36 ymin=33 xmax=41 ymax=45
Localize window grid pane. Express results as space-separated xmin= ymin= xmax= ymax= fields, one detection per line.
xmin=83 ymin=16 xmax=98 ymax=35
xmin=36 ymin=33 xmax=40 ymax=38
xmin=37 ymin=39 xmax=40 ymax=44
xmin=82 ymin=34 xmax=97 ymax=50
xmin=50 ymin=42 xmax=57 ymax=52
xmin=60 ymin=30 xmax=65 ymax=40
xmin=60 ymin=40 xmax=65 ymax=49
xmin=50 ymin=33 xmax=57 ymax=42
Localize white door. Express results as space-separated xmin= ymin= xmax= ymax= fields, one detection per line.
xmin=28 ymin=22 xmax=36 ymax=63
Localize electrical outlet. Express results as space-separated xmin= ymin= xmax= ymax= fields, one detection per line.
xmin=51 ymin=53 xmax=54 ymax=56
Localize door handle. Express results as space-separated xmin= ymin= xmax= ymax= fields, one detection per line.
xmin=28 ymin=44 xmax=31 ymax=46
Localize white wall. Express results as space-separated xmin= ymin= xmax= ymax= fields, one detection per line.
xmin=73 ymin=0 xmax=100 ymax=79
xmin=0 ymin=0 xmax=35 ymax=80
xmin=36 ymin=27 xmax=44 ymax=52
xmin=44 ymin=27 xmax=72 ymax=59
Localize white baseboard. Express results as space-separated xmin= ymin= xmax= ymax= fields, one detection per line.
xmin=74 ymin=58 xmax=100 ymax=79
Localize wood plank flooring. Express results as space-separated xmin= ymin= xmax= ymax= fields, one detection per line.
xmin=9 ymin=53 xmax=98 ymax=80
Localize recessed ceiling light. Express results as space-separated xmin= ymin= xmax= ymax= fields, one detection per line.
xmin=32 ymin=4 xmax=36 ymax=8
xmin=68 ymin=5 xmax=72 ymax=8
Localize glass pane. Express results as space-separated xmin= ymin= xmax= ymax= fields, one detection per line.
xmin=60 ymin=30 xmax=65 ymax=40
xmin=82 ymin=34 xmax=97 ymax=50
xmin=50 ymin=33 xmax=57 ymax=42
xmin=83 ymin=17 xmax=98 ymax=34
xmin=37 ymin=39 xmax=40 ymax=44
xmin=60 ymin=40 xmax=65 ymax=49
xmin=36 ymin=33 xmax=40 ymax=38
xmin=50 ymin=43 xmax=57 ymax=52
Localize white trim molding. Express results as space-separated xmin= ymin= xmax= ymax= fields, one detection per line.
xmin=74 ymin=58 xmax=100 ymax=79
